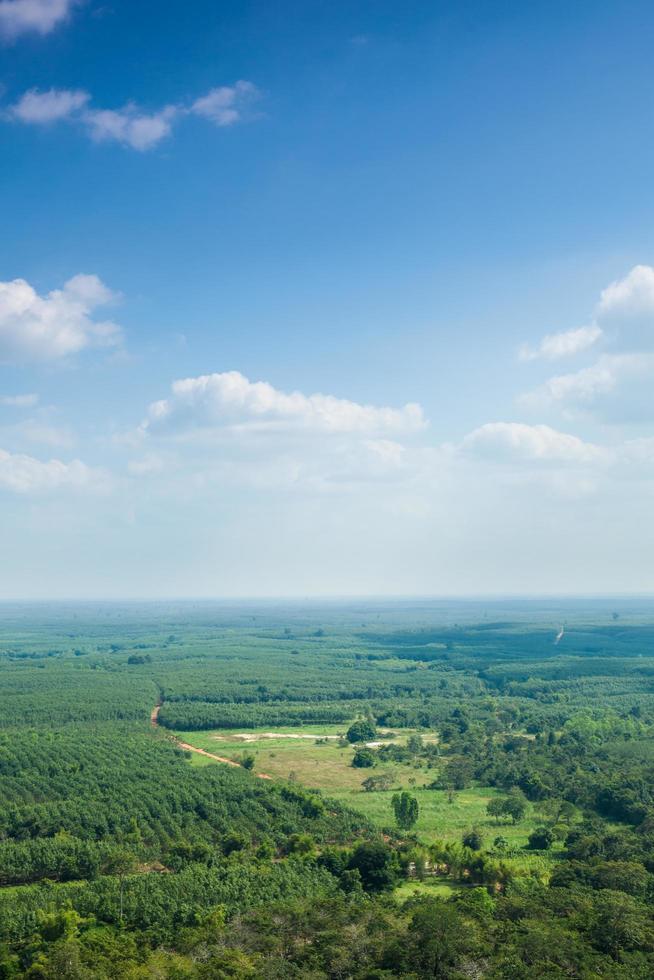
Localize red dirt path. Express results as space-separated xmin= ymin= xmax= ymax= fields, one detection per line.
xmin=150 ymin=702 xmax=272 ymax=779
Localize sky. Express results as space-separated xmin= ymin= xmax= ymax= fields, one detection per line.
xmin=1 ymin=0 xmax=654 ymax=598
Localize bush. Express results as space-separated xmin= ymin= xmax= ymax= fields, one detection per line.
xmin=462 ymin=828 xmax=484 ymax=851
xmin=528 ymin=826 xmax=555 ymax=850
xmin=352 ymin=749 xmax=376 ymax=768
xmin=346 ymin=721 xmax=377 ymax=744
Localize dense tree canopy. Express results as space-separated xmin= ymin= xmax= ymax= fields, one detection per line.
xmin=1 ymin=602 xmax=654 ymax=976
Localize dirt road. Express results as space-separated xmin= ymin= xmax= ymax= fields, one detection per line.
xmin=177 ymin=741 xmax=242 ymax=767
xmin=151 ymin=701 xmax=272 ymax=779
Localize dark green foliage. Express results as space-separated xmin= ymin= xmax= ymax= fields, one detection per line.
xmin=351 ymin=748 xmax=376 ymax=768
xmin=487 ymin=793 xmax=528 ymax=825
xmin=391 ymin=791 xmax=419 ymax=830
xmin=346 ymin=720 xmax=377 ymax=743
xmin=158 ymin=701 xmax=353 ymax=730
xmin=462 ymin=827 xmax=484 ymax=850
xmin=528 ymin=826 xmax=555 ymax=850
xmin=402 ymin=899 xmax=477 ymax=977
xmin=346 ymin=841 xmax=398 ymax=892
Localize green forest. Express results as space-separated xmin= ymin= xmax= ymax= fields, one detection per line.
xmin=2 ymin=598 xmax=654 ymax=978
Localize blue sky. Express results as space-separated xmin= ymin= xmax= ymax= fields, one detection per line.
xmin=1 ymin=0 xmax=654 ymax=597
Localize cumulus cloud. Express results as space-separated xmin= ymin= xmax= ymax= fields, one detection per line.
xmin=8 ymin=87 xmax=88 ymax=122
xmin=1 ymin=392 xmax=38 ymax=407
xmin=520 ymin=264 xmax=654 ymax=365
xmin=595 ymin=264 xmax=654 ymax=350
xmin=598 ymin=264 xmax=654 ymax=318
xmin=530 ymin=357 xmax=620 ymax=405
xmin=0 ymin=448 xmax=101 ymax=493
xmin=519 ymin=324 xmax=602 ymax=361
xmin=82 ymin=104 xmax=178 ymax=151
xmin=520 ymin=266 xmax=654 ymax=418
xmin=462 ymin=422 xmax=606 ymax=464
xmin=0 ymin=273 xmax=121 ymax=362
xmin=520 ymin=352 xmax=654 ymax=418
xmin=190 ymin=81 xmax=259 ymax=126
xmin=142 ymin=370 xmax=426 ymax=437
xmin=0 ymin=0 xmax=75 ymax=39
xmin=7 ymin=81 xmax=260 ymax=150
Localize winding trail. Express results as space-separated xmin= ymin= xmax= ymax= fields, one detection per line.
xmin=151 ymin=702 xmax=272 ymax=779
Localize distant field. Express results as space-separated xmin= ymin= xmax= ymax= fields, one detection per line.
xmin=176 ymin=724 xmax=564 ymax=876
xmin=175 ymin=725 xmax=427 ymax=792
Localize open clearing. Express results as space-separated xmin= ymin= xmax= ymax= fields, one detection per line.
xmin=176 ymin=724 xmax=565 ymax=875
xmin=176 ymin=725 xmax=424 ymax=792
xmin=225 ymin=731 xmax=341 ymax=742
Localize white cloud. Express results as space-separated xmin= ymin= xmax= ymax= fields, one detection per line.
xmin=598 ymin=264 xmax=654 ymax=321
xmin=6 ymin=419 xmax=75 ymax=448
xmin=535 ymin=358 xmax=619 ymax=404
xmin=127 ymin=453 xmax=166 ymax=476
xmin=7 ymin=81 xmax=260 ymax=150
xmin=142 ymin=370 xmax=426 ymax=437
xmin=0 ymin=448 xmax=100 ymax=493
xmin=462 ymin=422 xmax=606 ymax=464
xmin=519 ymin=323 xmax=602 ymax=361
xmin=1 ymin=392 xmax=38 ymax=407
xmin=520 ymin=266 xmax=654 ymax=418
xmin=0 ymin=0 xmax=74 ymax=39
xmin=595 ymin=264 xmax=654 ymax=351
xmin=8 ymin=87 xmax=88 ymax=122
xmin=520 ymin=353 xmax=654 ymax=416
xmin=0 ymin=273 xmax=121 ymax=362
xmin=82 ymin=105 xmax=178 ymax=151
xmin=190 ymin=81 xmax=259 ymax=126
xmin=519 ymin=264 xmax=654 ymax=366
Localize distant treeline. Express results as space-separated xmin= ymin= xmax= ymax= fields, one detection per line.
xmin=157 ymin=701 xmax=354 ymax=730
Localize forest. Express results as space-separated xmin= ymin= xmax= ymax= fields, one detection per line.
xmin=1 ymin=598 xmax=654 ymax=977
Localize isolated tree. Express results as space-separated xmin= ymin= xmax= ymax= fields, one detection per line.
xmin=361 ymin=774 xmax=393 ymax=792
xmin=407 ymin=734 xmax=424 ymax=754
xmin=347 ymin=720 xmax=377 ymax=744
xmin=487 ymin=798 xmax=507 ymax=823
xmin=351 ymin=748 xmax=376 ymax=768
xmin=504 ymin=793 xmax=528 ymax=825
xmin=392 ymin=791 xmax=419 ymax=830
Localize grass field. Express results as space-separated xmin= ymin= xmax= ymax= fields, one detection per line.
xmin=330 ymin=785 xmax=563 ymax=874
xmin=394 ymin=878 xmax=458 ymax=900
xmin=176 ymin=725 xmax=430 ymax=791
xmin=176 ymin=724 xmax=565 ymax=877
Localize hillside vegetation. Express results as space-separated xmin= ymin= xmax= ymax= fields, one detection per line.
xmin=1 ymin=598 xmax=654 ymax=977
